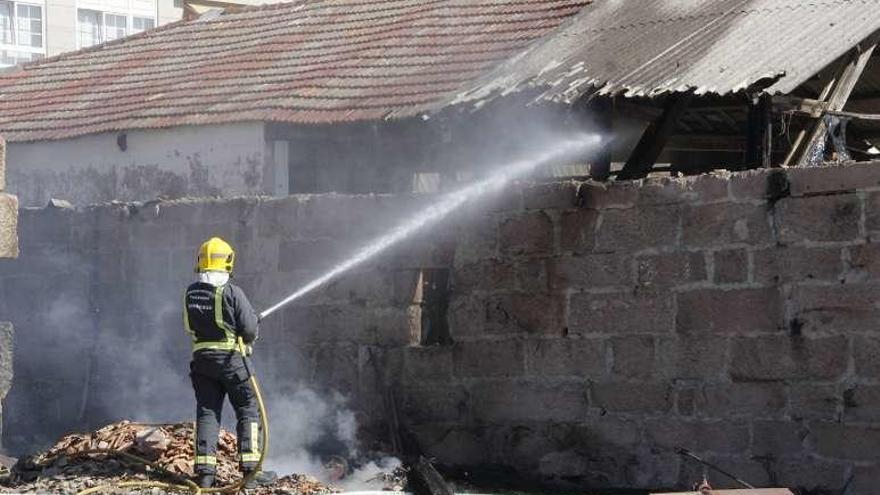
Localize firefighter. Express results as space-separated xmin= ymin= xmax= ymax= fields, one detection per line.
xmin=184 ymin=236 xmax=263 ymax=489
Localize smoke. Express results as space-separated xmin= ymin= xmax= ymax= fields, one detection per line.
xmin=263 ymin=387 xmax=357 ymax=476
xmin=3 ymin=97 xmax=611 ymax=491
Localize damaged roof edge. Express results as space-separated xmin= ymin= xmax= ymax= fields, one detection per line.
xmin=438 ymin=0 xmax=880 ymax=113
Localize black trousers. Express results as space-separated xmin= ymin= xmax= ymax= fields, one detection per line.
xmin=190 ymin=351 xmax=261 ymax=474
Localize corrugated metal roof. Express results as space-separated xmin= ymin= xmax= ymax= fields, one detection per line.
xmin=0 ymin=0 xmax=878 ymax=142
xmin=0 ymin=0 xmax=590 ymax=142
xmin=448 ymin=0 xmax=880 ymax=107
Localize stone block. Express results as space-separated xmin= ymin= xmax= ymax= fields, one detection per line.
xmin=454 ymin=213 xmax=498 ymax=264
xmin=843 ymin=385 xmax=880 ymax=422
xmin=233 ymin=237 xmax=280 ymax=278
xmin=643 ymin=418 xmax=749 ymax=453
xmin=453 ymin=339 xmax=524 ymax=378
xmin=278 ymin=238 xmax=346 ymax=273
xmin=315 ymin=268 xmax=394 ymax=306
xmin=866 ymin=191 xmax=880 ymax=234
xmin=730 ymin=335 xmax=848 ymax=382
xmin=401 ymin=383 xmax=469 ymax=423
xmin=635 ymin=251 xmax=707 ymax=288
xmin=753 ymin=246 xmax=842 ymax=284
xmin=529 ymin=338 xmax=606 ymax=377
xmin=788 ymin=161 xmax=880 ymax=197
xmin=811 ymin=422 xmax=880 ymax=460
xmin=676 ymin=287 xmax=783 ymax=334
xmin=471 ymin=380 xmax=588 ymax=422
xmin=516 ymin=259 xmax=550 ymax=293
xmin=576 ymin=181 xmax=639 ymax=209
xmin=282 ymin=304 xmax=331 ymax=343
xmin=453 ymin=259 xmax=518 ymax=293
xmin=751 ymin=420 xmax=808 ymax=456
xmin=595 ymin=206 xmax=680 ymax=252
xmin=852 ymin=465 xmax=880 ymax=495
xmin=789 ymin=384 xmax=840 ymax=420
xmin=483 ymin=292 xmax=566 ymax=336
xmin=569 ymin=291 xmax=674 ymax=335
xmin=682 ymin=202 xmax=771 ymax=248
xmin=677 ymin=455 xmax=772 ymax=490
xmin=854 ymin=336 xmax=880 ymax=378
xmin=610 ymin=335 xmax=655 ymax=379
xmin=410 ymin=425 xmax=491 ymax=466
xmin=775 ymin=194 xmax=861 ymax=244
xmin=499 ymin=211 xmax=554 ymax=257
xmin=577 ymin=416 xmax=642 ymax=447
xmin=846 ymin=242 xmax=880 ymax=282
xmin=0 ymin=322 xmax=11 ymax=398
xmin=696 ymin=383 xmax=787 ymax=418
xmin=447 ymin=295 xmax=482 ymax=340
xmin=0 ymin=193 xmax=18 ymax=258
xmin=729 ymin=168 xmax=774 ymax=201
xmin=522 ymin=181 xmax=579 ymax=210
xmin=638 ymin=173 xmax=730 ymax=205
xmin=774 ymin=458 xmax=845 ymax=494
xmin=656 ymin=336 xmax=728 ymax=380
xmin=790 ymin=284 xmax=880 ymax=333
xmin=312 ymin=343 xmax=360 ymax=395
xmin=713 ymin=248 xmax=748 ymax=284
xmin=403 ymin=345 xmax=454 ymax=382
xmin=591 ymin=382 xmax=671 ymax=413
xmin=676 ymin=386 xmax=697 ymax=416
xmin=559 ymin=209 xmax=599 ymax=253
xmin=548 ymin=253 xmax=631 ymax=291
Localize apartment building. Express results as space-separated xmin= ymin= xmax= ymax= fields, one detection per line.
xmin=1 ymin=0 xmax=272 ymax=68
xmin=0 ymin=0 xmax=181 ymax=66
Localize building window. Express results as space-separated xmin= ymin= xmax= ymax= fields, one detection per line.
xmin=0 ymin=0 xmax=43 ymax=67
xmin=77 ymin=9 xmax=155 ymax=48
xmin=77 ymin=9 xmax=100 ymax=48
xmin=131 ymin=16 xmax=154 ymax=34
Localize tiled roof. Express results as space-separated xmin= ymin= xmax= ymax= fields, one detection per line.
xmin=0 ymin=0 xmax=590 ymax=142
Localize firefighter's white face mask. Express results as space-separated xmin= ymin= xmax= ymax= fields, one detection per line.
xmin=198 ymin=271 xmax=230 ymax=287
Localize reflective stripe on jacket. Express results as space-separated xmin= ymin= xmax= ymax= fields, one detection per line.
xmin=184 ymin=282 xmax=259 ymax=353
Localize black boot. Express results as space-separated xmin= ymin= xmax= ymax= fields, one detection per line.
xmin=242 ymin=469 xmax=277 ymax=489
xmin=197 ymin=474 xmax=215 ymax=488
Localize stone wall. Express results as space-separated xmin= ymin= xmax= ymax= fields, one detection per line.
xmin=3 ymin=161 xmax=880 ymax=493
xmin=0 ymin=135 xmax=19 ymax=449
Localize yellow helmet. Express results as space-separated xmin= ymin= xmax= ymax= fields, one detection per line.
xmin=196 ymin=237 xmax=235 ymax=273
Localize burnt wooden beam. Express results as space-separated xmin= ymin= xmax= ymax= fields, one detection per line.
xmin=827 ymin=109 xmax=880 ymax=121
xmin=772 ymin=95 xmax=827 ymax=117
xmin=617 ymin=92 xmax=693 ymax=180
xmin=794 ymin=38 xmax=878 ymax=166
xmin=745 ymin=93 xmax=773 ymax=168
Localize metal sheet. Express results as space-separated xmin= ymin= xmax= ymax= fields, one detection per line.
xmin=448 ymin=0 xmax=880 ymax=106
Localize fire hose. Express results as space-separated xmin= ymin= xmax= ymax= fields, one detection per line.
xmin=74 ymin=337 xmax=270 ymax=495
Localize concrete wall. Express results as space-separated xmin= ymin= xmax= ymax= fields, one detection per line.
xmin=7 ymin=122 xmax=271 ymax=207
xmin=0 ymin=136 xmax=19 ymax=449
xmin=4 ymin=162 xmax=880 ymax=492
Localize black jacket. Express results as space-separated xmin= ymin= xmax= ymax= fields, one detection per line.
xmin=185 ymin=281 xmax=259 ymax=348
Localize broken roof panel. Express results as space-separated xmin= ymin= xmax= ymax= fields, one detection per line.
xmin=446 ymin=0 xmax=880 ymax=106
xmin=0 ymin=0 xmax=591 ymax=142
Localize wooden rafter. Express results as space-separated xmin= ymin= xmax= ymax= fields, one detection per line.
xmin=788 ymin=37 xmax=879 ymax=166
xmin=617 ymin=93 xmax=693 ymax=180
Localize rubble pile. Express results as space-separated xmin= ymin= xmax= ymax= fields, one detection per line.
xmin=2 ymin=421 xmax=337 ymax=495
